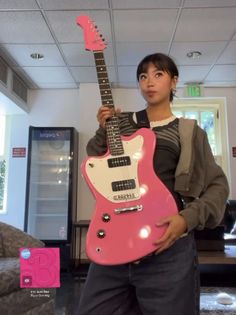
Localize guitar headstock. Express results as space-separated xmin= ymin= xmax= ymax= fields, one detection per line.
xmin=76 ymin=15 xmax=107 ymax=51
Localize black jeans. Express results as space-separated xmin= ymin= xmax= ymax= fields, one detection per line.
xmin=76 ymin=233 xmax=200 ymax=315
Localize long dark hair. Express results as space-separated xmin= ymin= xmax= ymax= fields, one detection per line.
xmin=136 ymin=53 xmax=179 ymax=102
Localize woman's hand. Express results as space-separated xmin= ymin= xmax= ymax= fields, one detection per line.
xmin=97 ymin=106 xmax=121 ymax=129
xmin=154 ymin=214 xmax=187 ymax=254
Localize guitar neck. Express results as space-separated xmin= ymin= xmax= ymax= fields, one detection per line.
xmin=94 ymin=51 xmax=114 ymax=109
xmin=93 ymin=51 xmax=124 ymax=156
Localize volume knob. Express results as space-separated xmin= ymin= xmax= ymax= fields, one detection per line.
xmin=97 ymin=229 xmax=106 ymax=239
xmin=102 ymin=213 xmax=111 ymax=222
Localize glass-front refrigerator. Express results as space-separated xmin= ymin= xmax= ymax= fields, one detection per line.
xmin=24 ymin=127 xmax=78 ymax=245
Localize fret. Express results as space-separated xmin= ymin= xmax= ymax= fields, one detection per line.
xmin=101 ymin=95 xmax=112 ymax=100
xmin=101 ymin=95 xmax=113 ymax=101
xmin=107 ymin=141 xmax=122 ymax=145
xmin=107 ymin=135 xmax=121 ymax=139
xmin=97 ymin=73 xmax=108 ymax=79
xmin=98 ymin=81 xmax=109 ymax=85
xmin=101 ymin=92 xmax=112 ymax=97
xmin=96 ymin=68 xmax=106 ymax=73
xmin=95 ymin=60 xmax=106 ymax=66
xmin=97 ymin=71 xmax=108 ymax=75
xmin=96 ymin=64 xmax=106 ymax=69
xmin=98 ymin=80 xmax=109 ymax=85
xmin=107 ymin=136 xmax=120 ymax=139
xmin=98 ymin=84 xmax=110 ymax=89
xmin=94 ymin=51 xmax=104 ymax=59
xmin=100 ymin=88 xmax=111 ymax=91
xmin=106 ymin=117 xmax=119 ymax=125
xmin=100 ymin=91 xmax=112 ymax=96
xmin=109 ymin=146 xmax=124 ymax=150
xmin=102 ymin=100 xmax=114 ymax=106
xmin=103 ymin=104 xmax=114 ymax=109
xmin=96 ymin=62 xmax=106 ymax=67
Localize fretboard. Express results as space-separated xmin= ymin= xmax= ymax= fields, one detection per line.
xmin=94 ymin=51 xmax=124 ymax=156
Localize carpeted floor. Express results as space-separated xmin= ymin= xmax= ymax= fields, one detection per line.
xmin=200 ymin=287 xmax=236 ymax=314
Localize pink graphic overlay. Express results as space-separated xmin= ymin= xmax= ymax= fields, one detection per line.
xmin=20 ymin=248 xmax=60 ymax=288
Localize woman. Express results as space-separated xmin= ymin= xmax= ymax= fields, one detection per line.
xmin=77 ymin=53 xmax=229 ymax=315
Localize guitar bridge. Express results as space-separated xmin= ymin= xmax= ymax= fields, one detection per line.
xmin=114 ymin=205 xmax=143 ymax=214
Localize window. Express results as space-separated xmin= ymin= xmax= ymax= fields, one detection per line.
xmin=172 ymin=98 xmax=229 ymax=180
xmin=172 ymin=106 xmax=218 ymax=155
xmin=0 ymin=115 xmax=6 ymax=212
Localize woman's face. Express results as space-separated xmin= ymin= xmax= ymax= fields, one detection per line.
xmin=138 ymin=63 xmax=177 ymax=106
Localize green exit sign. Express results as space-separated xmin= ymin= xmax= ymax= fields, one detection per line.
xmin=186 ymin=85 xmax=202 ymax=97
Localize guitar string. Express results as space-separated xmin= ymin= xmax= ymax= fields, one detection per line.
xmin=94 ymin=51 xmax=139 ymax=204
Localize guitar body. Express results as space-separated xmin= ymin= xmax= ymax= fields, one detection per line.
xmin=81 ymin=128 xmax=178 ymax=265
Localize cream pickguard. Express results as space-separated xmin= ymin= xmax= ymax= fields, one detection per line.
xmin=85 ymin=135 xmax=143 ymax=203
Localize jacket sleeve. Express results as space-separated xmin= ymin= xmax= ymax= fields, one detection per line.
xmin=86 ymin=126 xmax=108 ymax=156
xmin=179 ymin=131 xmax=229 ymax=232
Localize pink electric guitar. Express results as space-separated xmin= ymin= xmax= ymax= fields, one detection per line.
xmin=77 ymin=15 xmax=178 ymax=265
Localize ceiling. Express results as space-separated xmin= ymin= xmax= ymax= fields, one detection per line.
xmin=0 ymin=0 xmax=236 ymax=90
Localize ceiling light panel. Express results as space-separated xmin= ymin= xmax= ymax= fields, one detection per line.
xmin=21 ymin=66 xmax=75 ymax=85
xmin=174 ymin=8 xmax=236 ymax=42
xmin=206 ymin=65 xmax=236 ymax=82
xmin=178 ymin=65 xmax=211 ymax=82
xmin=217 ymin=41 xmax=236 ymax=64
xmin=116 ymin=42 xmax=169 ymax=66
xmin=0 ymin=12 xmax=54 ymax=44
xmin=0 ymin=0 xmax=38 ymax=10
xmin=112 ymin=0 xmax=181 ymax=9
xmin=117 ymin=66 xmax=138 ymax=83
xmin=113 ymin=9 xmax=178 ymax=42
xmin=184 ymin=0 xmax=236 ymax=8
xmin=38 ymin=0 xmax=109 ymax=10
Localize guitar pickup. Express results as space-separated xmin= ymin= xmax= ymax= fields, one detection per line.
xmin=107 ymin=156 xmax=131 ymax=168
xmin=111 ymin=179 xmax=136 ymax=191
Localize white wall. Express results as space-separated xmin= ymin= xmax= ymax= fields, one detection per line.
xmin=28 ymin=89 xmax=80 ymax=127
xmin=0 ymin=114 xmax=29 ymax=229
